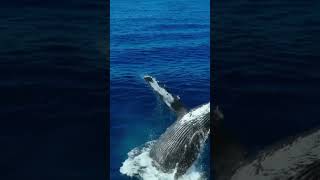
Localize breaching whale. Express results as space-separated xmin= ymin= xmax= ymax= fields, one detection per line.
xmin=143 ymin=75 xmax=222 ymax=178
xmin=213 ymin=113 xmax=320 ymax=180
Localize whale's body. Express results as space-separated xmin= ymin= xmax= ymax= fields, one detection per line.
xmin=143 ymin=75 xmax=219 ymax=178
xmin=150 ymin=103 xmax=210 ymax=176
xmin=213 ymin=111 xmax=320 ymax=180
xmin=229 ymin=128 xmax=320 ymax=180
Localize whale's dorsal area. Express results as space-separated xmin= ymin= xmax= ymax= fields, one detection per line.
xmin=213 ymin=115 xmax=320 ymax=180
xmin=230 ymin=127 xmax=320 ymax=180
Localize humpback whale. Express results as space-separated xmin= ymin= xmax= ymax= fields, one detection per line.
xmin=213 ymin=114 xmax=320 ymax=180
xmin=143 ymin=75 xmax=222 ymax=178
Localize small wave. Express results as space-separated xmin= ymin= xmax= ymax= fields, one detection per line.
xmin=120 ymin=141 xmax=206 ymax=180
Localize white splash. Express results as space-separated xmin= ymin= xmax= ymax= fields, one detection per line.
xmin=179 ymin=103 xmax=210 ymax=124
xmin=120 ymin=141 xmax=206 ymax=180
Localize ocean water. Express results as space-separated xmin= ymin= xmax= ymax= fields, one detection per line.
xmin=2 ymin=0 xmax=319 ymax=179
xmin=213 ymin=0 xmax=320 ymax=156
xmin=0 ymin=1 xmax=106 ymax=179
xmin=110 ymin=0 xmax=210 ymax=179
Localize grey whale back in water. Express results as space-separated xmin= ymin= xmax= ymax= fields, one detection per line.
xmin=228 ymin=127 xmax=320 ymax=180
xmin=144 ymin=75 xmax=222 ymax=178
xmin=213 ymin=111 xmax=320 ymax=180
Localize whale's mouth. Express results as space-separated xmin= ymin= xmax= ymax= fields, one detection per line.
xmin=120 ymin=141 xmax=206 ymax=180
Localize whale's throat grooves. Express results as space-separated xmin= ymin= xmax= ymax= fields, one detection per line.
xmin=150 ymin=110 xmax=210 ymax=174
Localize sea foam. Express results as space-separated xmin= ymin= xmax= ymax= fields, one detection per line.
xmin=120 ymin=141 xmax=207 ymax=180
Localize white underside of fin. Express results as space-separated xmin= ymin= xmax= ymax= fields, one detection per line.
xmin=144 ymin=75 xmax=176 ymax=109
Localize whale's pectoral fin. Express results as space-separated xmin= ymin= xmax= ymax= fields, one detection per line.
xmin=144 ymin=75 xmax=187 ymax=116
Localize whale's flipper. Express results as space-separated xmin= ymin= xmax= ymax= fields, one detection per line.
xmin=144 ymin=75 xmax=187 ymax=117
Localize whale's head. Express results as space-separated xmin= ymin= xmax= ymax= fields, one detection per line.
xmin=151 ymin=102 xmax=212 ymax=177
xmin=178 ymin=103 xmax=211 ymax=134
xmin=179 ymin=103 xmax=223 ymax=133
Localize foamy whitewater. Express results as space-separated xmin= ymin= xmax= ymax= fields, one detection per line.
xmin=120 ymin=141 xmax=207 ymax=180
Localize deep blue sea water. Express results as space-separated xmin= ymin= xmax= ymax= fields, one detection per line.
xmin=214 ymin=0 xmax=320 ymax=156
xmin=110 ymin=0 xmax=210 ymax=179
xmin=0 ymin=1 xmax=106 ymax=179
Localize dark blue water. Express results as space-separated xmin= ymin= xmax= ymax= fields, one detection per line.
xmin=213 ymin=0 xmax=320 ymax=155
xmin=2 ymin=0 xmax=319 ymax=179
xmin=0 ymin=1 xmax=107 ymax=179
xmin=110 ymin=0 xmax=210 ymax=179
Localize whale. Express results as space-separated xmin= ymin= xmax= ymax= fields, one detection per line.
xmin=213 ymin=113 xmax=320 ymax=180
xmin=143 ymin=75 xmax=320 ymax=179
xmin=230 ymin=127 xmax=320 ymax=180
xmin=143 ymin=75 xmax=222 ymax=178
